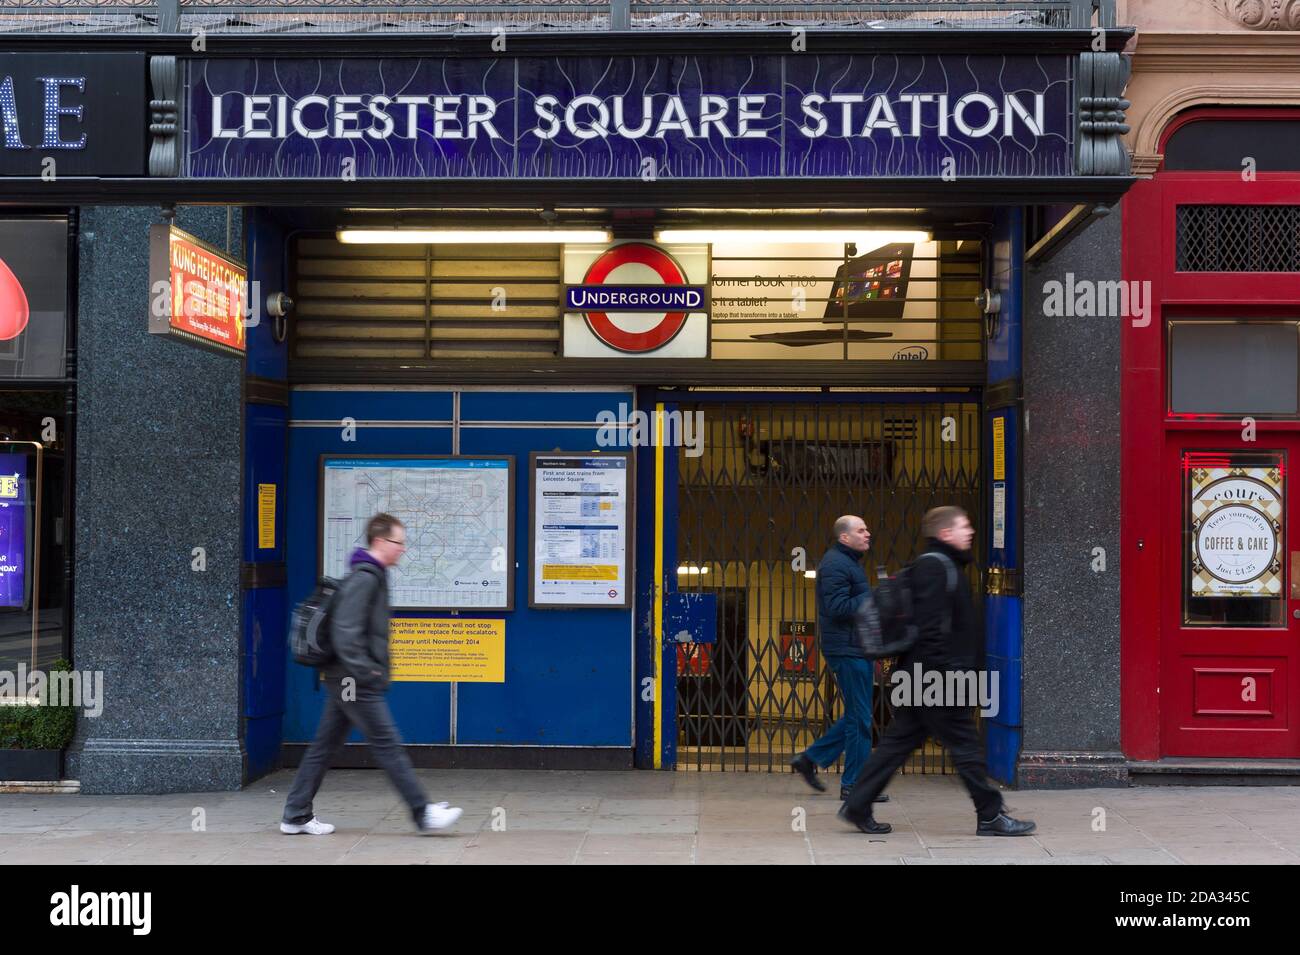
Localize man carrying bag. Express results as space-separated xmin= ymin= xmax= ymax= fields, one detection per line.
xmin=282 ymin=513 xmax=463 ymax=836
xmin=839 ymin=506 xmax=1035 ymax=837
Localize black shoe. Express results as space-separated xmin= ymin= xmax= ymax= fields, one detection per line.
xmin=791 ymin=754 xmax=826 ymax=792
xmin=977 ymin=812 xmax=1037 ymax=837
xmin=840 ymin=787 xmax=889 ymax=803
xmin=837 ymin=803 xmax=891 ymax=835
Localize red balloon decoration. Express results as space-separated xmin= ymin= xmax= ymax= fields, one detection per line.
xmin=0 ymin=256 xmax=29 ymax=342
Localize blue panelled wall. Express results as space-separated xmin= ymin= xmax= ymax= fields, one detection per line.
xmin=456 ymin=390 xmax=633 ymax=748
xmin=283 ymin=390 xmax=454 ymax=749
xmin=281 ymin=388 xmax=635 ymax=763
xmin=983 ymin=208 xmax=1025 ymax=784
xmin=242 ymin=208 xmax=290 ymax=781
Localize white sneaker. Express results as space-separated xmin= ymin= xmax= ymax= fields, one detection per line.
xmin=280 ymin=817 xmax=336 ymax=835
xmin=417 ymin=801 xmax=463 ymax=834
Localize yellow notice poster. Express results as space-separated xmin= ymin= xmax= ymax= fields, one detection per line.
xmin=992 ymin=417 xmax=1006 ymax=482
xmin=257 ymin=483 xmax=276 ymax=549
xmin=542 ymin=564 xmax=618 ymax=581
xmin=389 ymin=618 xmax=505 ymax=683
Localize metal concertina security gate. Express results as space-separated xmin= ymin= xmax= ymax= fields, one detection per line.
xmin=672 ymin=396 xmax=982 ymax=775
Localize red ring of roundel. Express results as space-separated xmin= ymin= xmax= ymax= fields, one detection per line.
xmin=579 ymin=242 xmax=692 ymax=353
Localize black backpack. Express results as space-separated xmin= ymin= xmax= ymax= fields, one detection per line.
xmin=852 ymin=552 xmax=958 ymax=659
xmin=290 ymin=576 xmax=341 ymax=668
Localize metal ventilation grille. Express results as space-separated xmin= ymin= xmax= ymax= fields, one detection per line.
xmin=1176 ymin=205 xmax=1300 ymax=272
xmin=291 ymin=237 xmax=560 ymax=360
xmin=882 ymin=416 xmax=920 ymax=440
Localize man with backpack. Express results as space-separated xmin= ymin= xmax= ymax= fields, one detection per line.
xmin=839 ymin=506 xmax=1035 ymax=837
xmin=282 ymin=513 xmax=463 ymax=836
xmin=790 ymin=515 xmax=888 ymax=804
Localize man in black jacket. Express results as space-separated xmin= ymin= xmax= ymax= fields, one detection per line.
xmin=282 ymin=513 xmax=463 ymax=836
xmin=840 ymin=506 xmax=1035 ymax=837
xmin=790 ymin=515 xmax=887 ymax=804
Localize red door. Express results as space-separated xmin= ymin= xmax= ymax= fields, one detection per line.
xmin=1162 ymin=432 xmax=1300 ymax=756
xmin=1121 ymin=109 xmax=1300 ymax=760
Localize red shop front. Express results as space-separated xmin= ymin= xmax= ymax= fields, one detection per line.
xmin=1122 ymin=109 xmax=1300 ymax=761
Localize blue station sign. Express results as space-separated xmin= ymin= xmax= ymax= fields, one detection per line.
xmin=186 ymin=53 xmax=1075 ymax=180
xmin=565 ymin=285 xmax=707 ymax=312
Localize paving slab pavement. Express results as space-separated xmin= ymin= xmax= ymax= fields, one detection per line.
xmin=2 ymin=768 xmax=1299 ymax=864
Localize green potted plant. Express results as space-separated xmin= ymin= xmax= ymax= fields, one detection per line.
xmin=0 ymin=658 xmax=77 ymax=781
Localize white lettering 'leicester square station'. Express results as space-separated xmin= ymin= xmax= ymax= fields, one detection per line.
xmin=210 ymin=91 xmax=1046 ymax=142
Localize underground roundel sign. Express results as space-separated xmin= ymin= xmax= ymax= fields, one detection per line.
xmin=563 ymin=241 xmax=709 ymax=357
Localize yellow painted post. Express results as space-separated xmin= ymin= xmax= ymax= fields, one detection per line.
xmin=653 ymin=404 xmax=665 ymax=769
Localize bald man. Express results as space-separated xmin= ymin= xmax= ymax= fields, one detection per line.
xmin=791 ymin=515 xmax=887 ymax=804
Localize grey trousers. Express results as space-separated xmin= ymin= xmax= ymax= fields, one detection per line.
xmin=282 ymin=679 xmax=429 ymax=824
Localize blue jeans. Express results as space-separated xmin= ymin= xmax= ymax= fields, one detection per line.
xmin=803 ymin=655 xmax=875 ymax=789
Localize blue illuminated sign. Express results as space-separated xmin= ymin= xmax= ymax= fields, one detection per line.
xmin=187 ymin=54 xmax=1074 ymax=180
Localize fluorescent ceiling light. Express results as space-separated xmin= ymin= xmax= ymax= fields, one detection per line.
xmin=655 ymin=229 xmax=931 ymax=245
xmin=336 ymin=228 xmax=611 ymax=244
xmin=804 ymin=570 xmax=818 ymax=579
xmin=677 ymin=565 xmax=710 ymax=575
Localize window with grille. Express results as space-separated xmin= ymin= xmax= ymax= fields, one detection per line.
xmin=290 ymin=235 xmax=983 ymax=363
xmin=1176 ymin=205 xmax=1300 ymax=273
xmin=291 ymin=237 xmax=561 ymax=361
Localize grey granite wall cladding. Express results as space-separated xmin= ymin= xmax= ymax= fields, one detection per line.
xmin=67 ymin=206 xmax=244 ymax=794
xmin=1020 ymin=210 xmax=1125 ymax=788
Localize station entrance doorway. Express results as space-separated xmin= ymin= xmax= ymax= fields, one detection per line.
xmin=672 ymin=394 xmax=983 ymax=775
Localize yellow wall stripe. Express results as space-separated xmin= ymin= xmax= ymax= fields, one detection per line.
xmin=653 ymin=404 xmax=665 ymax=769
